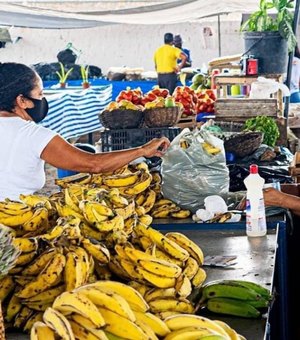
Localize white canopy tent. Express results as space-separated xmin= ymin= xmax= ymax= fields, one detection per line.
xmin=0 ymin=1 xmax=261 ymax=29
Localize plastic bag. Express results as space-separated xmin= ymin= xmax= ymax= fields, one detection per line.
xmin=161 ymin=128 xmax=229 ymax=212
xmin=249 ymin=76 xmax=290 ymax=99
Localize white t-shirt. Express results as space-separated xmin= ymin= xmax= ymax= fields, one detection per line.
xmin=0 ymin=117 xmax=57 ymax=201
xmin=290 ymin=57 xmax=300 ymax=94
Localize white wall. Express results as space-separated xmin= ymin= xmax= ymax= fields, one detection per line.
xmin=0 ymin=14 xmax=247 ymax=74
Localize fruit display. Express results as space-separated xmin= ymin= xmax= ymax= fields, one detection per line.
xmin=27 ymin=282 xmax=245 ymax=340
xmin=196 ymin=89 xmax=216 ymax=114
xmin=197 ymin=279 xmax=272 ymax=318
xmin=0 ymin=162 xmax=268 ymax=339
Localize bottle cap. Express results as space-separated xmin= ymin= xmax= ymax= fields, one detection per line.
xmin=250 ymin=164 xmax=258 ymax=174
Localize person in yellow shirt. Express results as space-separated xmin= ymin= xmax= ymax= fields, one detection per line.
xmin=154 ymin=33 xmax=187 ymax=94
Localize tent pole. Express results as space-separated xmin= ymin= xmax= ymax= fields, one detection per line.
xmin=218 ymin=14 xmax=221 ymax=57
xmin=283 ymin=0 xmax=300 ymax=119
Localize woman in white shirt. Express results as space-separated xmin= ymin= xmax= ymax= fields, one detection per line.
xmin=0 ymin=62 xmax=170 ymax=201
xmin=290 ymin=46 xmax=300 ymax=103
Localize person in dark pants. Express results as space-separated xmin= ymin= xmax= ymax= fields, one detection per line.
xmin=154 ymin=33 xmax=187 ymax=94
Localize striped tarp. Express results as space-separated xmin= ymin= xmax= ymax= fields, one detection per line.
xmin=41 ymin=86 xmax=112 ymax=139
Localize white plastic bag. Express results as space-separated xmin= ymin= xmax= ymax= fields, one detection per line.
xmin=249 ymin=76 xmax=290 ymax=99
xmin=161 ymin=128 xmax=229 ymax=212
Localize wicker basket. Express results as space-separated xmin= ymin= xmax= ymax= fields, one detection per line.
xmin=224 ymin=132 xmax=263 ymax=158
xmin=99 ymin=109 xmax=144 ymax=130
xmin=144 ymin=107 xmax=181 ymax=128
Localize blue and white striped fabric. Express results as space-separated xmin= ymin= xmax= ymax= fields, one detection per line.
xmin=41 ymin=86 xmax=112 ymax=139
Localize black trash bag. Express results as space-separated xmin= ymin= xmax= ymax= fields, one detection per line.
xmin=228 ymin=163 xmax=293 ymax=192
xmin=57 ymin=49 xmax=77 ymax=65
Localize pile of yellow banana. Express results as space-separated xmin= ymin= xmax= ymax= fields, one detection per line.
xmin=27 ymin=280 xmax=244 ymax=340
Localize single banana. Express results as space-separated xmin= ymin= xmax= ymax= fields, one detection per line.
xmin=144 ymin=288 xmax=177 ymax=303
xmin=109 ymin=194 xmax=128 ymax=208
xmin=138 ymin=214 xmax=153 ymax=226
xmin=134 ymin=318 xmax=158 ymax=340
xmin=133 ymin=311 xmax=170 ymax=337
xmin=25 ymin=302 xmax=53 ymax=312
xmin=55 ymin=202 xmax=84 ymax=220
xmin=30 ymin=321 xmax=56 ymax=340
xmin=127 ymin=281 xmax=150 ymax=298
xmin=17 ymin=253 xmax=66 ymax=298
xmin=80 ymin=222 xmax=106 ymax=240
xmin=119 ymin=258 xmax=145 ymax=282
xmin=164 ymin=326 xmax=221 ymax=340
xmin=81 ymin=238 xmax=110 ymax=264
xmin=175 ymin=274 xmax=192 ymax=298
xmin=114 ymin=200 xmax=135 ymax=220
xmin=0 ymin=275 xmax=14 ymax=301
xmin=135 ymin=224 xmax=189 ymax=261
xmin=164 ymin=314 xmax=230 ymax=339
xmin=64 ymin=188 xmax=81 ymax=213
xmin=22 ymin=248 xmax=58 ymax=276
xmin=219 ymin=280 xmax=272 ymax=301
xmin=71 ymin=313 xmax=97 ymax=329
xmin=148 ymin=298 xmax=194 ymax=314
xmin=135 ymin=192 xmax=146 ymax=206
xmin=12 ymin=237 xmax=38 ymax=253
xmin=53 ymin=291 xmax=106 ymax=327
xmin=22 ymin=207 xmax=49 ymax=232
xmin=19 ymin=194 xmax=52 ymax=211
xmin=135 ymin=205 xmax=146 ymax=217
xmin=0 ymin=200 xmax=31 ymax=214
xmin=77 ymin=286 xmax=136 ymax=321
xmin=5 ymin=294 xmax=22 ymax=322
xmin=170 ymin=209 xmax=191 ymax=219
xmin=14 ymin=275 xmax=35 ymax=287
xmin=71 ymin=246 xmax=90 ymax=284
xmin=43 ymin=307 xmax=75 ymax=340
xmin=122 ymin=171 xmax=152 ymax=196
xmin=150 ymin=172 xmax=161 ymax=185
xmin=201 ymin=282 xmax=263 ymax=302
xmin=13 ymin=306 xmax=34 ymax=329
xmin=94 ymin=215 xmax=124 ymax=233
xmin=0 ymin=209 xmax=34 ymax=227
xmin=23 ymin=312 xmax=43 ymax=333
xmin=166 ymin=232 xmax=204 ymax=265
xmin=97 ymin=307 xmax=148 ymax=340
xmin=135 ymin=266 xmax=176 ymax=288
xmin=103 ymin=172 xmax=139 ymax=187
xmin=141 ymin=189 xmax=156 ymax=213
xmin=23 ymin=285 xmax=65 ymax=304
xmin=182 ymin=257 xmax=199 ymax=280
xmin=87 ymin=280 xmax=149 ymax=313
xmin=14 ymin=250 xmax=36 ymax=266
xmin=153 ymin=198 xmax=173 ymax=207
xmin=151 ymin=246 xmax=184 ymax=267
xmin=213 ymin=320 xmax=240 ymax=340
xmin=55 ymin=172 xmax=91 ymax=188
xmin=123 ymin=246 xmax=182 ymax=278
xmin=207 ymin=297 xmax=261 ymax=318
xmin=191 ymin=267 xmax=207 ymax=288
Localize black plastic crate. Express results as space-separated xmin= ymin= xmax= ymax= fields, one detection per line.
xmin=99 ymin=127 xmax=181 ymax=152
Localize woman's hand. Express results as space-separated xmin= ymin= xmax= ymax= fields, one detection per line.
xmin=263 ymin=187 xmax=284 ymax=207
xmin=141 ymin=137 xmax=170 ymax=158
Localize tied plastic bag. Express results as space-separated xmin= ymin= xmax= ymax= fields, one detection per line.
xmin=161 ymin=128 xmax=229 ymax=213
xmin=249 ymin=76 xmax=290 ymax=99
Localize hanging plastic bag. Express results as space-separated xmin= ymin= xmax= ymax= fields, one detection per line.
xmin=161 ymin=128 xmax=229 ymax=212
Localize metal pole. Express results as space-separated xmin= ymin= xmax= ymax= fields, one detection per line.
xmin=217 ymin=14 xmax=221 ymax=57
xmin=284 ymin=0 xmax=300 ymax=119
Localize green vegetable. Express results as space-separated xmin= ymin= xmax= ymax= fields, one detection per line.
xmin=244 ymin=116 xmax=280 ymax=147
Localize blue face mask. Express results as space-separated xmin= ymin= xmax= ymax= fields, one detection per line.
xmin=25 ymin=96 xmax=49 ymax=123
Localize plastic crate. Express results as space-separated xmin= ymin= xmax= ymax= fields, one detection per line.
xmin=99 ymin=127 xmax=181 ymax=152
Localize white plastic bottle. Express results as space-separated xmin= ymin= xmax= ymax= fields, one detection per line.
xmin=243 ymin=164 xmax=267 ymax=237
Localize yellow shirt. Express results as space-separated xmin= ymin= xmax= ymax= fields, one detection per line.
xmin=154 ymin=44 xmax=182 ymax=73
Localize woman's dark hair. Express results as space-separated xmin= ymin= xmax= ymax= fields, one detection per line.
xmin=0 ymin=62 xmax=38 ymax=112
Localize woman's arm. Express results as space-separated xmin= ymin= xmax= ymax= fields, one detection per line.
xmin=264 ymin=187 xmax=300 ymax=216
xmin=41 ymin=135 xmax=170 ymax=174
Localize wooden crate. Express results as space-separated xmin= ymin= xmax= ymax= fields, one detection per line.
xmin=214 ymin=98 xmax=278 ymax=121
xmin=176 ymin=116 xmax=197 ymax=129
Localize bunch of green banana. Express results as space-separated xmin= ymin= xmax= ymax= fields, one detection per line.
xmin=198 ymin=279 xmax=272 ymax=318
